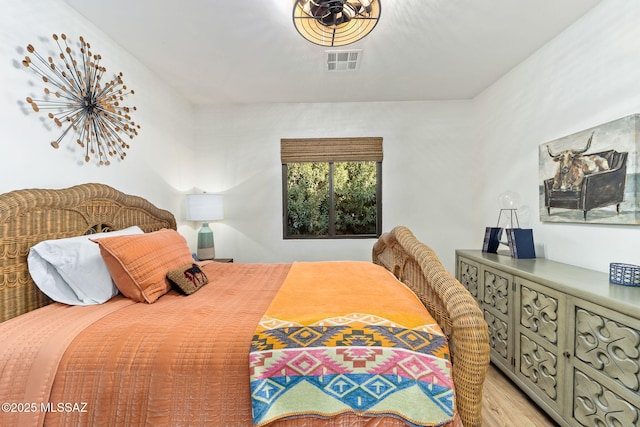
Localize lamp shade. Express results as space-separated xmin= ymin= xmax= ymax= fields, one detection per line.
xmin=186 ymin=194 xmax=224 ymax=222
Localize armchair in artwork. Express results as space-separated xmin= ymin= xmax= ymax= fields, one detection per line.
xmin=544 ymin=149 xmax=628 ymax=220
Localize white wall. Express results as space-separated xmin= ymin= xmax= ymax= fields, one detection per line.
xmin=194 ymin=101 xmax=476 ymax=270
xmin=4 ymin=0 xmax=637 ymax=275
xmin=194 ymin=0 xmax=640 ymax=274
xmin=0 ymin=0 xmax=196 ymax=226
xmin=473 ymin=0 xmax=640 ymax=272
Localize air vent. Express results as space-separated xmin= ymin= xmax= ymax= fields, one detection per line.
xmin=325 ymin=49 xmax=362 ymax=72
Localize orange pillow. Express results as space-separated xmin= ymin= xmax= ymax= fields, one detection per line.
xmin=92 ymin=229 xmax=194 ymax=303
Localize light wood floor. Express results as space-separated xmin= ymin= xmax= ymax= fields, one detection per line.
xmin=482 ymin=364 xmax=558 ymax=426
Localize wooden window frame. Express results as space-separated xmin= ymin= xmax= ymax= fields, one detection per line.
xmin=281 ymin=137 xmax=383 ymax=240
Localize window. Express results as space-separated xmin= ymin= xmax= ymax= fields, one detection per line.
xmin=281 ymin=137 xmax=382 ymax=239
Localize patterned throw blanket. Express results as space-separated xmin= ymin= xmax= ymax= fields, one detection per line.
xmin=249 ymin=262 xmax=455 ymax=426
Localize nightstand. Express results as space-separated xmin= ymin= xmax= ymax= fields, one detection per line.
xmin=192 ymin=253 xmax=233 ymax=263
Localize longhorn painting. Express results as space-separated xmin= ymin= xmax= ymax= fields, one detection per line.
xmin=539 ymin=114 xmax=639 ymax=224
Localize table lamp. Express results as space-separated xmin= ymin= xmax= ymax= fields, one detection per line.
xmin=186 ymin=194 xmax=223 ymax=260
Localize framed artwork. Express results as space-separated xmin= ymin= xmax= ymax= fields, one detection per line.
xmin=539 ymin=114 xmax=639 ymax=225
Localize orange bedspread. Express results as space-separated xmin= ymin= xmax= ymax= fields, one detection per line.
xmin=0 ymin=262 xmax=460 ymax=427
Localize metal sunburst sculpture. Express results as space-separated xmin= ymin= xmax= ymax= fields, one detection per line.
xmin=22 ymin=33 xmax=139 ymax=165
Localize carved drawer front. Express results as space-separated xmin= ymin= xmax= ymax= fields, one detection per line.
xmin=574 ymin=307 xmax=640 ymax=394
xmin=457 ymin=257 xmax=479 ymax=300
xmin=520 ymin=284 xmax=559 ymax=346
xmin=482 ymin=266 xmax=512 ymax=316
xmin=520 ymin=334 xmax=559 ymax=402
xmin=573 ymin=369 xmax=639 ymax=427
xmin=485 ymin=310 xmax=510 ymax=363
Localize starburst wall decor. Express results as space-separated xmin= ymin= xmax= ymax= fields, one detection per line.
xmin=22 ymin=33 xmax=140 ymax=165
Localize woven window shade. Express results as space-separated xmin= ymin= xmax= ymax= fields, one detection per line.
xmin=281 ymin=137 xmax=383 ymax=163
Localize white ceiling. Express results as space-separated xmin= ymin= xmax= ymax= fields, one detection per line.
xmin=62 ymin=0 xmax=602 ymax=105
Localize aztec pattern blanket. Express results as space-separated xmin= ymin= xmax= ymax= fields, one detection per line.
xmin=249 ymin=261 xmax=455 ymax=427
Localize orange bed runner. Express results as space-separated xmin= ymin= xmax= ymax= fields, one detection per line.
xmin=264 ymin=261 xmax=445 ymax=326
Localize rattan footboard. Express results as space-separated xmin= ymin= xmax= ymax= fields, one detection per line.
xmin=372 ymin=226 xmax=490 ymax=427
xmin=0 ymin=183 xmax=176 ymax=322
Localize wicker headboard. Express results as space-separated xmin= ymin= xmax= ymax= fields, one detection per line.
xmin=0 ymin=183 xmax=177 ymax=322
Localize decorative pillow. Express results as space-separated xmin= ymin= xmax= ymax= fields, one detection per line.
xmin=167 ymin=263 xmax=209 ymax=295
xmin=27 ymin=226 xmax=144 ymax=305
xmin=92 ymin=229 xmax=194 ymax=303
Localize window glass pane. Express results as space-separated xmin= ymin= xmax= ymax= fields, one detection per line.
xmin=334 ymin=161 xmax=377 ymax=235
xmin=286 ymin=162 xmax=329 ymax=236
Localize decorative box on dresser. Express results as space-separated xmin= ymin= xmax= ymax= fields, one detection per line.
xmin=455 ymin=250 xmax=640 ymax=427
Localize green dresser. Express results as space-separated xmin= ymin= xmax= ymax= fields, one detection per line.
xmin=456 ymin=250 xmax=640 ymax=427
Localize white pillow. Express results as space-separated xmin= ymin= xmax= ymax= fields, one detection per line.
xmin=27 ymin=226 xmax=144 ymax=305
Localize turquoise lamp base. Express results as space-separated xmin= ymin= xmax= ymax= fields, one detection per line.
xmin=196 ymin=222 xmax=215 ymax=260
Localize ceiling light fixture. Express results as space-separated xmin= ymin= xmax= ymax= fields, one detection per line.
xmin=293 ymin=0 xmax=381 ymax=47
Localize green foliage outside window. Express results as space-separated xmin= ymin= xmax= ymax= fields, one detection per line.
xmin=286 ymin=162 xmax=330 ymax=235
xmin=334 ymin=162 xmax=377 ymax=235
xmin=285 ymin=161 xmax=379 ymax=238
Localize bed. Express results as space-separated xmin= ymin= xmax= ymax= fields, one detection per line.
xmin=0 ymin=183 xmax=489 ymax=427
